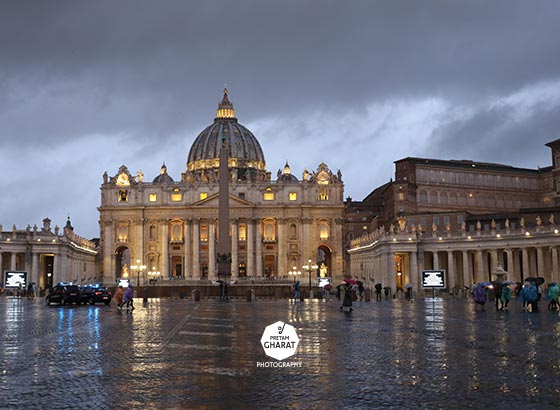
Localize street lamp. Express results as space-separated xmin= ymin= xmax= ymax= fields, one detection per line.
xmin=131 ymin=259 xmax=146 ymax=286
xmin=148 ymin=268 xmax=160 ymax=285
xmin=302 ymin=258 xmax=319 ymax=296
xmin=288 ymin=266 xmax=301 ymax=283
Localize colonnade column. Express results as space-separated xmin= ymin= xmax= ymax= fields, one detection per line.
xmin=462 ymin=251 xmax=471 ymax=287
xmin=537 ymin=246 xmax=545 ymax=279
xmin=410 ymin=251 xmax=418 ymax=293
xmin=184 ymin=220 xmax=191 ymax=278
xmin=193 ymin=220 xmax=200 ymax=279
xmin=433 ymin=251 xmax=439 ymax=270
xmin=162 ymin=223 xmax=169 ymax=279
xmin=11 ymin=253 xmax=16 ymax=271
xmin=32 ymin=253 xmax=39 ymax=287
xmin=447 ymin=251 xmax=455 ymax=290
xmin=522 ymin=248 xmax=529 ymax=279
xmin=247 ymin=220 xmax=254 ymax=277
xmin=491 ymin=249 xmax=498 ymax=274
xmin=256 ymin=220 xmax=262 ymax=277
xmin=552 ymin=247 xmax=559 ymax=284
xmin=506 ymin=249 xmax=515 ymax=282
xmin=389 ymin=252 xmax=397 ymax=291
xmin=476 ymin=250 xmax=485 ymax=283
xmin=231 ymin=220 xmax=238 ymax=279
xmin=209 ymin=221 xmax=216 ymax=280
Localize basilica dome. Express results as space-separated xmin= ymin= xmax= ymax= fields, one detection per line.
xmin=186 ymin=90 xmax=266 ymax=180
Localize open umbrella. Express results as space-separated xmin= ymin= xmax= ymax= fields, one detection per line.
xmin=404 ymin=283 xmax=413 ymax=289
xmin=344 ymin=278 xmax=357 ymax=285
xmin=524 ymin=277 xmax=545 ymax=285
xmin=503 ymin=280 xmax=516 ymax=285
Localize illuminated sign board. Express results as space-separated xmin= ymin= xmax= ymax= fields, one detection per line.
xmin=117 ymin=278 xmax=130 ymax=288
xmin=318 ymin=278 xmax=331 ymax=288
xmin=422 ymin=270 xmax=446 ymax=288
xmin=5 ymin=271 xmax=28 ymax=288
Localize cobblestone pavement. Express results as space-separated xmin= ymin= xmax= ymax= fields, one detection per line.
xmin=1 ymin=295 xmax=560 ymax=410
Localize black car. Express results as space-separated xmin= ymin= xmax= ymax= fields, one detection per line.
xmin=46 ymin=283 xmax=82 ymax=305
xmin=79 ymin=285 xmax=112 ymax=305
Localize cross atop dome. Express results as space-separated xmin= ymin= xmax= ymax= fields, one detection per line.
xmin=216 ymin=88 xmax=235 ymax=119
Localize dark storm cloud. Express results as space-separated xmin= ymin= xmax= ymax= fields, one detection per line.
xmin=1 ymin=0 xmax=560 ymax=237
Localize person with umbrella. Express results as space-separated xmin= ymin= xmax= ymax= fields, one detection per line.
xmin=339 ymin=281 xmax=353 ymax=312
xmin=492 ymin=280 xmax=504 ymax=311
xmin=473 ymin=282 xmax=489 ymax=310
xmin=501 ymin=283 xmax=512 ymax=310
xmin=547 ymin=282 xmax=559 ymax=311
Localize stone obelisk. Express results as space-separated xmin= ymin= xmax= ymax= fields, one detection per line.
xmin=217 ymin=132 xmax=232 ymax=278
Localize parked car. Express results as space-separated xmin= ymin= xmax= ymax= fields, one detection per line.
xmin=46 ymin=283 xmax=81 ymax=306
xmin=79 ymin=285 xmax=112 ymax=305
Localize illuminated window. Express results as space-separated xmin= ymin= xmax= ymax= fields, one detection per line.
xmin=238 ymin=224 xmax=247 ymax=241
xmin=171 ymin=188 xmax=182 ymax=202
xmin=398 ymin=193 xmax=404 ymax=201
xmin=200 ymin=192 xmax=208 ymax=200
xmin=318 ymin=187 xmax=328 ymax=201
xmin=171 ymin=224 xmax=182 ymax=241
xmin=319 ymin=222 xmax=329 ymax=240
xmin=264 ymin=222 xmax=276 ymax=240
xmin=289 ymin=192 xmax=297 ymax=201
xmin=200 ymin=225 xmax=208 ymax=242
xmin=117 ymin=225 xmax=128 ymax=242
xmin=149 ymin=193 xmax=157 ymax=202
xmin=263 ymin=187 xmax=275 ymax=201
xmin=118 ymin=190 xmax=128 ymax=202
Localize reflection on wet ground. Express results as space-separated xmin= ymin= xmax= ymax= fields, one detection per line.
xmin=1 ymin=296 xmax=560 ymax=409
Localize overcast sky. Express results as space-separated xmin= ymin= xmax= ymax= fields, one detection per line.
xmin=1 ymin=1 xmax=560 ymax=239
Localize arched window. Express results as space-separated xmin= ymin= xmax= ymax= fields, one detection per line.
xmin=419 ymin=190 xmax=428 ymax=203
xmin=319 ymin=221 xmax=329 ymax=240
xmin=149 ymin=225 xmax=156 ymax=241
xmin=429 ymin=191 xmax=438 ymax=204
xmin=290 ymin=223 xmax=297 ymax=239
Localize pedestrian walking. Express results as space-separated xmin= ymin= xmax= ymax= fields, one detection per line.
xmin=123 ymin=284 xmax=135 ymax=311
xmin=114 ymin=285 xmax=124 ymax=311
xmin=547 ymin=283 xmax=559 ymax=311
xmin=494 ymin=282 xmax=504 ymax=311
xmin=501 ymin=285 xmax=512 ymax=310
xmin=375 ymin=283 xmax=382 ymax=301
xmin=339 ymin=283 xmax=353 ymax=312
xmin=293 ymin=280 xmax=301 ymax=301
xmin=473 ymin=283 xmax=487 ymax=310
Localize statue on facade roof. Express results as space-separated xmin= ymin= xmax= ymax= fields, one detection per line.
xmin=550 ymin=214 xmax=555 ymax=225
xmin=536 ymin=215 xmax=542 ymax=226
xmin=520 ymin=217 xmax=525 ymax=228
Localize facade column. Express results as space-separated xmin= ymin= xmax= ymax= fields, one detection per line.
xmin=247 ymin=220 xmax=254 ymax=277
xmin=193 ymin=220 xmax=200 ymax=279
xmin=522 ymin=248 xmax=529 ymax=280
xmin=277 ymin=220 xmax=286 ymax=278
xmin=61 ymin=252 xmax=69 ymax=283
xmin=209 ymin=221 xmax=216 ymax=280
xmin=552 ymin=247 xmax=559 ymax=284
xmin=162 ymin=223 xmax=169 ymax=278
xmin=476 ymin=250 xmax=485 ymax=283
xmin=433 ymin=251 xmax=439 ymax=270
xmin=462 ymin=251 xmax=471 ymax=288
xmin=447 ymin=251 xmax=455 ymax=290
xmin=256 ymin=220 xmax=262 ymax=277
xmin=11 ymin=252 xmax=17 ymax=270
xmin=302 ymin=218 xmax=312 ymax=264
xmin=231 ymin=220 xmax=239 ymax=279
xmin=184 ymin=220 xmax=191 ymax=277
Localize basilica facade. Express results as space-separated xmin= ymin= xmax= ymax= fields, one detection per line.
xmin=348 ymin=139 xmax=560 ymax=296
xmin=98 ymin=90 xmax=345 ymax=285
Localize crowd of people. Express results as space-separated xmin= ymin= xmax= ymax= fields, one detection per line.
xmin=472 ymin=279 xmax=560 ymax=312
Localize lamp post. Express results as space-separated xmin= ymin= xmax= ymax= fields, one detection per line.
xmin=288 ymin=266 xmax=301 ymax=283
xmin=302 ymin=258 xmax=319 ymax=298
xmin=131 ymin=259 xmax=146 ymax=286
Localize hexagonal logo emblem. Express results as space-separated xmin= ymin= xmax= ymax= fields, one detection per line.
xmin=260 ymin=321 xmax=299 ymax=361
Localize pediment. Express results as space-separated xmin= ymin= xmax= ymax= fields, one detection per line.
xmin=193 ymin=193 xmax=255 ymax=207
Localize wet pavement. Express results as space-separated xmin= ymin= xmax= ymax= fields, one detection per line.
xmin=1 ymin=295 xmax=560 ymax=410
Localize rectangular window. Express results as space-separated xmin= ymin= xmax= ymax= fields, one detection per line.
xmin=433 ymin=216 xmax=439 ymax=225
xmin=443 ymin=216 xmax=450 ymax=225
xmin=171 ymin=188 xmax=182 ymax=202
xmin=457 ymin=215 xmax=464 ymax=225
xmin=398 ymin=193 xmax=404 ymax=201
xmin=238 ymin=193 xmax=245 ymax=200
xmin=149 ymin=193 xmax=157 ymax=202
xmin=289 ymin=192 xmax=297 ymax=201
xmin=118 ymin=190 xmax=128 ymax=202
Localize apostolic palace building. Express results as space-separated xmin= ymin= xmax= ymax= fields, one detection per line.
xmin=3 ymin=90 xmax=560 ymax=297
